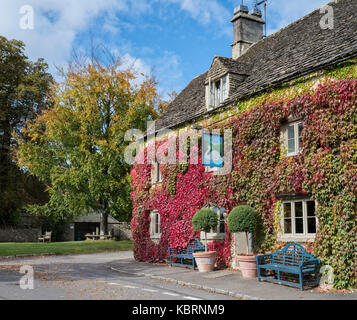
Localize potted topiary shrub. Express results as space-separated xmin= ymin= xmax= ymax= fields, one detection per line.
xmin=227 ymin=205 xmax=259 ymax=278
xmin=191 ymin=208 xmax=218 ymax=272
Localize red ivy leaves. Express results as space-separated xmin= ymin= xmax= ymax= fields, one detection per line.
xmin=131 ymin=79 xmax=357 ymax=288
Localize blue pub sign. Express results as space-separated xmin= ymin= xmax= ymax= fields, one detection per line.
xmin=202 ymin=133 xmax=223 ymax=167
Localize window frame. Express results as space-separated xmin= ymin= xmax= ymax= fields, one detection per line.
xmin=282 ymin=120 xmax=304 ymax=157
xmin=222 ymin=76 xmax=227 ymax=101
xmin=215 ymin=81 xmax=221 ymax=107
xmin=202 ymin=133 xmax=224 ymax=168
xmin=279 ymin=199 xmax=318 ymax=242
xmin=150 ymin=210 xmax=161 ymax=239
xmin=151 ymin=162 xmax=162 ymax=184
xmin=207 ymin=75 xmax=228 ymax=110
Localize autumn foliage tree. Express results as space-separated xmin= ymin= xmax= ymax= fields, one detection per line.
xmin=15 ymin=60 xmax=159 ymax=233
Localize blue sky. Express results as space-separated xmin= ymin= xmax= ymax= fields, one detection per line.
xmin=0 ymin=0 xmax=329 ymax=99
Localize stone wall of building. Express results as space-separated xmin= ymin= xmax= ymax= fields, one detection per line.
xmin=113 ymin=222 xmax=133 ymax=241
xmin=0 ymin=227 xmax=41 ymax=243
xmin=61 ymin=222 xmax=133 ymax=241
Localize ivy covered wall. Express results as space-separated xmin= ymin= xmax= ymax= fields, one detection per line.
xmin=131 ymin=64 xmax=357 ymax=289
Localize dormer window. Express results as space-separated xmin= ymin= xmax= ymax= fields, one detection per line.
xmin=207 ymin=75 xmax=228 ymax=110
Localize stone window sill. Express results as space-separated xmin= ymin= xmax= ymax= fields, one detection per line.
xmin=278 ymin=234 xmax=316 ymax=243
xmin=201 ymin=232 xmax=226 ymax=241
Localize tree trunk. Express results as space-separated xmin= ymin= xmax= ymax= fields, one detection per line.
xmin=100 ymin=211 xmax=108 ymax=237
xmin=245 ymin=232 xmax=249 ymax=255
xmin=205 ymin=231 xmax=208 ymax=252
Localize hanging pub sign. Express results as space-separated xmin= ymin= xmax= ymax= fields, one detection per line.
xmin=202 ymin=133 xmax=223 ymax=167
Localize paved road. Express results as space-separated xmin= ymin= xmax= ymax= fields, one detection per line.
xmin=0 ymin=252 xmax=236 ymax=300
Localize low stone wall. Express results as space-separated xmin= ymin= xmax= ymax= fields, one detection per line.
xmin=115 ymin=222 xmax=133 ymax=241
xmin=0 ymin=227 xmax=41 ymax=243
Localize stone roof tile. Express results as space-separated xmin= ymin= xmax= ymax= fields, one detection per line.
xmin=155 ymin=0 xmax=357 ymax=132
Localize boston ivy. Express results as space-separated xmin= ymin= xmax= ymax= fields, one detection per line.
xmin=131 ymin=78 xmax=357 ymax=289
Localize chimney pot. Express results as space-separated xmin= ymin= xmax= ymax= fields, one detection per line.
xmin=234 ymin=5 xmax=249 ymax=15
xmin=249 ymin=7 xmax=262 ymax=17
xmin=231 ymin=6 xmax=265 ymax=59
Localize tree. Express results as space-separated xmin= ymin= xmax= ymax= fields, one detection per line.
xmin=15 ymin=59 xmax=159 ymax=234
xmin=0 ymin=36 xmax=52 ymax=225
xmin=227 ymin=206 xmax=258 ymax=254
xmin=192 ymin=208 xmax=218 ymax=252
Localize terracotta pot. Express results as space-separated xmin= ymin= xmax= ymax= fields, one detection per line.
xmin=237 ymin=254 xmax=257 ymax=278
xmin=193 ymin=251 xmax=216 ymax=272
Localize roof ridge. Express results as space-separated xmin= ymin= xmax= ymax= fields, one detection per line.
xmin=238 ymin=0 xmax=339 ymax=59
xmin=154 ymin=0 xmax=357 ymax=133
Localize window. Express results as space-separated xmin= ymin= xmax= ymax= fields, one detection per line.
xmin=213 ymin=207 xmax=226 ymax=234
xmin=203 ymin=207 xmax=226 ymax=240
xmin=222 ymin=76 xmax=227 ymax=102
xmin=215 ymin=81 xmax=221 ymax=107
xmin=150 ymin=210 xmax=161 ymax=238
xmin=151 ymin=162 xmax=162 ymax=184
xmin=210 ymin=82 xmax=215 ymax=107
xmin=280 ymin=199 xmax=317 ymax=241
xmin=282 ymin=121 xmax=304 ymax=156
xmin=207 ymin=76 xmax=228 ymax=110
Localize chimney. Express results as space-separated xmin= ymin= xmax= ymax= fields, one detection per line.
xmin=231 ymin=4 xmax=265 ymax=59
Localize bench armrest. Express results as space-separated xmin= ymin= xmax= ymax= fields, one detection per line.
xmin=256 ymin=254 xmax=273 ymax=265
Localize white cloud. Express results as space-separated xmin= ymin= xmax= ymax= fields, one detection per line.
xmin=120 ymin=52 xmax=153 ymax=84
xmin=163 ymin=0 xmax=231 ymax=35
xmin=116 ymin=50 xmax=183 ymax=99
xmin=0 ymin=0 xmax=149 ymax=74
xmin=172 ymin=0 xmax=229 ymax=25
xmin=151 ymin=51 xmax=183 ymax=98
xmin=0 ymin=0 xmax=331 ymax=69
xmin=0 ymin=0 xmax=184 ymax=93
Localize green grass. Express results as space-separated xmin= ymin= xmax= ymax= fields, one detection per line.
xmin=0 ymin=240 xmax=133 ymax=257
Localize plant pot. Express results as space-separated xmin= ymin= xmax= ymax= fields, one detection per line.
xmin=237 ymin=254 xmax=257 ymax=278
xmin=193 ymin=251 xmax=216 ymax=272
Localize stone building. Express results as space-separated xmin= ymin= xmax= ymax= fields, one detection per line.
xmin=131 ymin=1 xmax=357 ymax=288
xmin=63 ymin=214 xmax=133 ymax=241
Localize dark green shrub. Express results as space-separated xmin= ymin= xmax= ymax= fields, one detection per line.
xmin=228 ymin=206 xmax=258 ymax=254
xmin=192 ymin=208 xmax=218 ymax=232
xmin=192 ymin=208 xmax=218 ymax=251
xmin=228 ymin=206 xmax=258 ymax=233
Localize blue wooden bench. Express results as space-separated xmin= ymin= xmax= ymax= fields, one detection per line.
xmin=256 ymin=242 xmax=320 ymax=290
xmin=168 ymin=238 xmax=205 ymax=270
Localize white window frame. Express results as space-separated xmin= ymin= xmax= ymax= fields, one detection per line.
xmin=282 ymin=121 xmax=303 ymax=157
xmin=278 ymin=199 xmax=317 ymax=242
xmin=215 ymin=81 xmax=221 ymax=107
xmin=206 ymin=75 xmax=228 ymax=110
xmin=205 ymin=166 xmax=219 ymax=173
xmin=151 ymin=162 xmax=162 ymax=184
xmin=222 ymin=76 xmax=227 ymax=102
xmin=150 ymin=210 xmax=161 ymax=239
xmin=201 ymin=206 xmax=227 ymax=240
